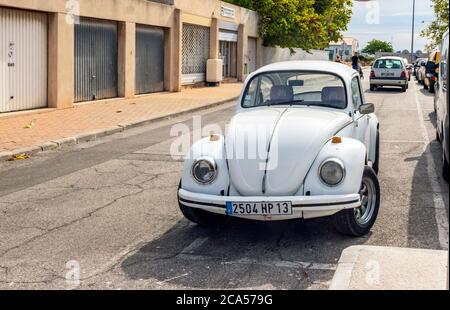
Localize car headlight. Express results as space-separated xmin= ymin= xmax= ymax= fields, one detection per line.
xmin=319 ymin=158 xmax=345 ymax=186
xmin=191 ymin=157 xmax=217 ymax=184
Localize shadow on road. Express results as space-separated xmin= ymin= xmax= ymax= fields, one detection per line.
xmin=120 ymin=216 xmax=371 ymax=289
xmin=407 ymin=111 xmax=449 ymax=249
xmin=419 ymin=88 xmax=435 ymax=98
xmin=365 ymin=87 xmax=405 ymax=94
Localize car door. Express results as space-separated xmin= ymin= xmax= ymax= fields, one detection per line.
xmin=351 ymin=76 xmax=370 ymax=150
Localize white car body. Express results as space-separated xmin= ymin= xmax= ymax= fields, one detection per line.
xmin=178 ymin=61 xmax=379 ymax=222
xmin=370 ymin=56 xmax=409 ymax=90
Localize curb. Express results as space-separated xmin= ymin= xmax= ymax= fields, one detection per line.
xmin=0 ymin=97 xmax=238 ymax=162
xmin=329 ymin=245 xmax=362 ymax=290
xmin=329 ymin=245 xmax=449 ymax=290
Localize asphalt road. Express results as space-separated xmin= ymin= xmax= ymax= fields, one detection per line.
xmin=0 ymin=71 xmax=448 ymax=290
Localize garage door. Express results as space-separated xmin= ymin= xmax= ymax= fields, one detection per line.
xmin=75 ymin=18 xmax=118 ymax=102
xmin=135 ymin=25 xmax=165 ymax=95
xmin=248 ymin=37 xmax=257 ymax=73
xmin=0 ymin=8 xmax=47 ymax=113
xmin=182 ymin=23 xmax=210 ymax=85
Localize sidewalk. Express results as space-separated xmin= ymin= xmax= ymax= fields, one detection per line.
xmin=0 ymin=83 xmax=242 ymax=160
xmin=330 ymin=245 xmax=448 ymax=290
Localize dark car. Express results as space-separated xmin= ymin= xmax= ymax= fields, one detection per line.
xmin=424 ymin=51 xmax=440 ymax=93
xmin=435 ymin=31 xmax=449 ymax=180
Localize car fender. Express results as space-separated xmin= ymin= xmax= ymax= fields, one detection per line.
xmin=181 ymin=136 xmax=230 ymax=195
xmin=303 ymin=138 xmax=366 ymax=196
xmin=368 ymin=114 xmax=379 ymax=164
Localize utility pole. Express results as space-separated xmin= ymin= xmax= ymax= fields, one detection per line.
xmin=411 ymin=0 xmax=416 ymax=62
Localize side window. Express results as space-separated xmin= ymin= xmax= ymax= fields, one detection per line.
xmin=351 ymin=77 xmax=363 ymax=110
xmin=243 ymin=77 xmax=259 ymax=107
xmin=260 ymin=76 xmax=273 ymax=103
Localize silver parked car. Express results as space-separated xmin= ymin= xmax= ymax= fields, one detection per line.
xmin=435 ymin=30 xmax=449 ymax=181
xmin=370 ymin=57 xmax=409 ymax=92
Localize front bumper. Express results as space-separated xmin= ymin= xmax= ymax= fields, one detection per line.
xmin=178 ymin=189 xmax=361 ymax=221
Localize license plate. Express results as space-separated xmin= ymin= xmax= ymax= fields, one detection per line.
xmin=226 ymin=201 xmax=293 ymax=216
xmin=381 ymin=72 xmax=395 ymax=76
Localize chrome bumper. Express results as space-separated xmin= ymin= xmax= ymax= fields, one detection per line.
xmin=178 ymin=189 xmax=361 ymax=220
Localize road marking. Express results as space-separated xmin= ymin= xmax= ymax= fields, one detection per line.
xmin=156 ymin=272 xmax=190 ymax=285
xmin=413 ymin=82 xmax=449 ymax=250
xmin=222 ymin=257 xmax=336 ymax=271
xmin=175 ymin=255 xmax=337 ymax=271
xmin=180 ymin=237 xmax=209 ymax=255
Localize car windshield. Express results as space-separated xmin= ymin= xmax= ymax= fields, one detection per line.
xmin=374 ymin=59 xmax=404 ymax=69
xmin=242 ymin=71 xmax=347 ymax=109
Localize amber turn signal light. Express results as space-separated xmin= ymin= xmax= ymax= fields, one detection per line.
xmin=331 ymin=136 xmax=342 ymax=144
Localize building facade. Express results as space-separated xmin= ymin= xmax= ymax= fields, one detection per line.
xmin=0 ymin=0 xmax=263 ymax=113
xmin=326 ymin=37 xmax=359 ymax=61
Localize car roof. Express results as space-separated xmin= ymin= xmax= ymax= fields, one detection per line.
xmin=375 ymin=56 xmax=404 ymax=60
xmin=249 ymin=60 xmax=357 ymax=80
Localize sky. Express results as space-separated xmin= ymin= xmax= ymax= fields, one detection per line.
xmin=345 ymin=0 xmax=435 ymax=52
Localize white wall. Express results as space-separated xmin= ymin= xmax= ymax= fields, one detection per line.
xmin=263 ymin=47 xmax=328 ymax=65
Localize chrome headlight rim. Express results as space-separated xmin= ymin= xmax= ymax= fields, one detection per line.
xmin=318 ymin=158 xmax=346 ymax=187
xmin=191 ymin=156 xmax=218 ymax=185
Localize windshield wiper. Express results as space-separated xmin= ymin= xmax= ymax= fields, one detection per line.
xmin=267 ymin=99 xmax=305 ymax=106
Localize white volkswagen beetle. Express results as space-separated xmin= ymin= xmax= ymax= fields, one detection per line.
xmin=178 ymin=61 xmax=380 ymax=236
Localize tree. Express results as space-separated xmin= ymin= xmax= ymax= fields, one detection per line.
xmin=421 ymin=0 xmax=449 ymax=50
xmin=224 ymin=0 xmax=352 ymax=50
xmin=361 ymin=39 xmax=394 ymax=55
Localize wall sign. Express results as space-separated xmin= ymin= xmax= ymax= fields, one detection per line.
xmin=8 ymin=42 xmax=15 ymax=67
xmin=221 ymin=5 xmax=235 ymax=18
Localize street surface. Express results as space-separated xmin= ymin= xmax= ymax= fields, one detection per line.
xmin=0 ymin=71 xmax=448 ymax=289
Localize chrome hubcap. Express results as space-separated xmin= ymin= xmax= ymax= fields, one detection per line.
xmin=354 ymin=176 xmax=377 ymax=225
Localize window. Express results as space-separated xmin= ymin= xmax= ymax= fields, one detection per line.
xmin=351 ymin=77 xmax=363 ymax=110
xmin=242 ymin=71 xmax=347 ymax=109
xmin=374 ymin=59 xmax=404 ymax=69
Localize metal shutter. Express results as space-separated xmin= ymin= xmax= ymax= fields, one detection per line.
xmin=135 ymin=25 xmax=165 ymax=95
xmin=182 ymin=23 xmax=210 ymax=85
xmin=74 ymin=18 xmax=118 ymax=102
xmin=0 ymin=8 xmax=47 ymax=113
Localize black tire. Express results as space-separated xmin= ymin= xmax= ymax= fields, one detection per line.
xmin=429 ymin=82 xmax=435 ymax=93
xmin=424 ymin=83 xmax=428 ymax=90
xmin=370 ymin=85 xmax=375 ymax=91
xmin=177 ymin=180 xmax=227 ymax=227
xmin=401 ymin=86 xmax=407 ymax=92
xmin=442 ymin=133 xmax=449 ymax=181
xmin=333 ymin=167 xmax=380 ymax=237
xmin=372 ymin=130 xmax=380 ymax=175
xmin=443 ymin=155 xmax=449 ymax=182
xmin=179 ymin=203 xmax=227 ymax=227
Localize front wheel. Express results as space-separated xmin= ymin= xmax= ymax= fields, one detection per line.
xmin=370 ymin=85 xmax=375 ymax=91
xmin=372 ymin=130 xmax=380 ymax=175
xmin=333 ymin=167 xmax=380 ymax=237
xmin=429 ymin=82 xmax=435 ymax=93
xmin=443 ymin=150 xmax=449 ymax=182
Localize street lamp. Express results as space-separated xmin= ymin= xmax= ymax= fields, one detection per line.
xmin=411 ymin=0 xmax=416 ymax=62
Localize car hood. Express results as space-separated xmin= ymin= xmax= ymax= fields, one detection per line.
xmin=225 ymin=107 xmax=352 ymax=196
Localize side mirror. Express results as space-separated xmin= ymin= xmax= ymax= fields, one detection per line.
xmin=359 ymin=103 xmax=374 ymax=115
